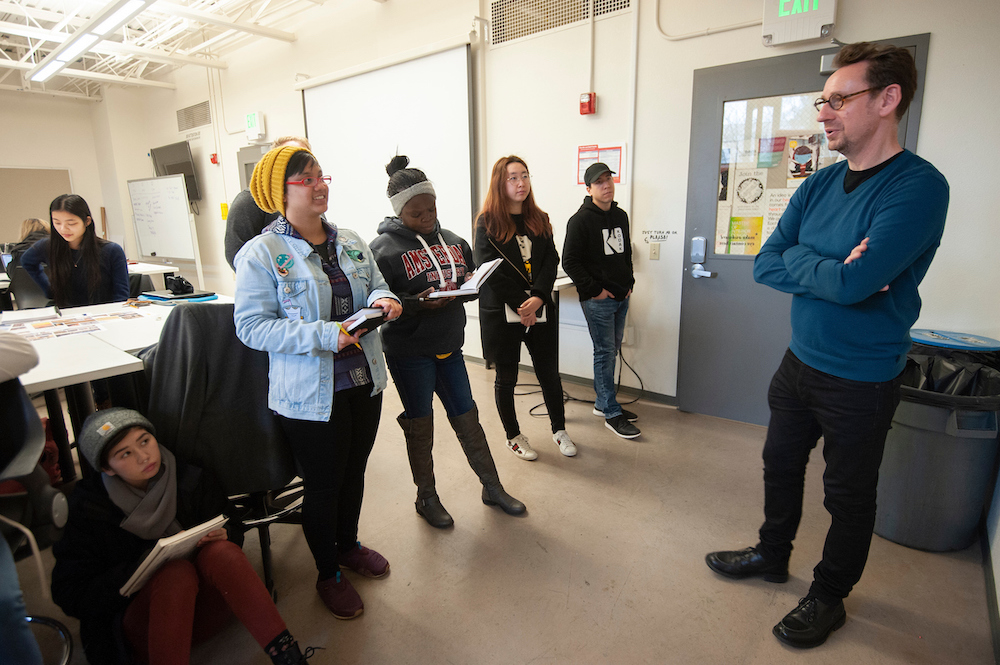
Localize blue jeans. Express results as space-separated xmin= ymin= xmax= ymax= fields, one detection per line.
xmin=581 ymin=296 xmax=629 ymax=418
xmin=0 ymin=537 xmax=42 ymax=665
xmin=386 ymin=351 xmax=476 ymax=419
xmin=756 ymin=349 xmax=902 ymax=603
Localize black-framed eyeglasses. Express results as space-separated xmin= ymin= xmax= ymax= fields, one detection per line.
xmin=813 ymin=87 xmax=879 ymax=112
xmin=286 ymin=176 xmax=332 ymax=187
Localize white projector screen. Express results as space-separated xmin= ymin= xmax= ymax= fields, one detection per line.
xmin=302 ymin=45 xmax=474 ymax=249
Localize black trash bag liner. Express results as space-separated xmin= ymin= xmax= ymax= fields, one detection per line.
xmin=911 ymin=342 xmax=1000 ymax=373
xmin=899 ymin=354 xmax=1000 ymax=411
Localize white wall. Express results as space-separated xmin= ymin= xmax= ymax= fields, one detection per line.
xmin=6 ymin=0 xmax=997 ymax=388
xmin=0 ymin=91 xmax=105 ymax=231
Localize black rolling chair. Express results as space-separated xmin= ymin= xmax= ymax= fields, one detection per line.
xmin=128 ymin=273 xmax=154 ymax=298
xmin=141 ymin=303 xmax=302 ymax=599
xmin=0 ymin=378 xmax=73 ymax=665
xmin=8 ymin=266 xmax=51 ymax=310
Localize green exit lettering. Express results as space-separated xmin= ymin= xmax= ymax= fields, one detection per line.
xmin=778 ymin=0 xmax=819 ymax=16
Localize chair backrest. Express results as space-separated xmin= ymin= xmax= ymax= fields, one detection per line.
xmin=143 ymin=303 xmax=296 ymax=495
xmin=128 ymin=273 xmax=154 ymax=298
xmin=0 ymin=378 xmax=67 ymax=557
xmin=9 ymin=266 xmax=50 ymax=310
xmin=0 ymin=379 xmax=45 ymax=481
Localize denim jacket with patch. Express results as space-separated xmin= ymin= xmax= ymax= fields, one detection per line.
xmin=234 ymin=224 xmax=398 ymax=421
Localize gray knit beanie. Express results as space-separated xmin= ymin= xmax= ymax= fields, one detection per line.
xmin=386 ymin=155 xmax=436 ymax=216
xmin=78 ymin=407 xmax=155 ymax=470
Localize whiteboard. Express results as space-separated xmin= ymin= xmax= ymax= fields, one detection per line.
xmin=127 ymin=175 xmax=195 ymax=260
xmin=302 ymin=45 xmax=474 ymax=246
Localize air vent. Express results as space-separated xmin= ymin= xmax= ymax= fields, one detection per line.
xmin=176 ymin=101 xmax=211 ymax=132
xmin=490 ymin=0 xmax=630 ymax=46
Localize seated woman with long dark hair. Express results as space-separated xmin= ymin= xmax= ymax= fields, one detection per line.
xmin=21 ymin=194 xmax=129 ymax=307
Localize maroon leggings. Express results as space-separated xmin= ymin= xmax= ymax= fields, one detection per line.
xmin=122 ymin=540 xmax=286 ymax=665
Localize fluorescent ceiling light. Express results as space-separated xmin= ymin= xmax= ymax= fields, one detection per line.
xmin=30 ymin=60 xmax=65 ymax=82
xmin=94 ymin=0 xmax=146 ymax=36
xmin=57 ymin=33 xmax=100 ymax=62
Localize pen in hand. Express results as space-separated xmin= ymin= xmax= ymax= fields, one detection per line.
xmin=335 ymin=321 xmax=362 ymax=350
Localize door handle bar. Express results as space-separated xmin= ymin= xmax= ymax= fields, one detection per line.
xmin=691 ymin=264 xmax=716 ymax=279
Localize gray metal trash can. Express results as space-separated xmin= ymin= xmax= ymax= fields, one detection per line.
xmin=874 ymin=330 xmax=1000 ymax=552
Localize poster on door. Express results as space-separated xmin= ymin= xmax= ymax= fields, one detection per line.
xmin=786 ymin=134 xmax=823 ymax=187
xmin=715 ymin=168 xmax=767 ymax=255
xmin=762 ymin=188 xmax=795 ymax=245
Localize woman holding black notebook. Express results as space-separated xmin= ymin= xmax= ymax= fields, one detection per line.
xmin=371 ymin=155 xmax=526 ymax=529
xmin=233 ymin=145 xmax=400 ymax=621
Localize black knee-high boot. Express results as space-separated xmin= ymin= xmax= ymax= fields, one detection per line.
xmin=447 ymin=404 xmax=526 ymax=516
xmin=397 ymin=413 xmax=453 ymax=528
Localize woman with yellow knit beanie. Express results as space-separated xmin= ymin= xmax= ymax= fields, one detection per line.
xmin=233 ymin=146 xmax=402 ymax=620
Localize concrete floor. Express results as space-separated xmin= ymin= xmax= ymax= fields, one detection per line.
xmin=17 ymin=361 xmax=995 ymax=664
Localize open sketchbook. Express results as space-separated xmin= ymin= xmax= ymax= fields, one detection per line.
xmin=120 ymin=515 xmax=228 ymax=597
xmin=426 ymin=257 xmax=503 ymax=299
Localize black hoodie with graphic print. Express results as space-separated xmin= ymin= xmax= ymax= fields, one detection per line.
xmin=370 ymin=216 xmax=476 ymax=357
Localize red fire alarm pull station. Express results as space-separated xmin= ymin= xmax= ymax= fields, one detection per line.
xmin=580 ymin=92 xmax=596 ymax=115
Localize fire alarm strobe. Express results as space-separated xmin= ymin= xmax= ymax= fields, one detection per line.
xmin=580 ymin=92 xmax=596 ymax=115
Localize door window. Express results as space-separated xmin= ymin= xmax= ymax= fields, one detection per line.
xmin=715 ymin=92 xmax=839 ymax=256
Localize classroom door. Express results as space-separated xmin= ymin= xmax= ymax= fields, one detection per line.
xmin=676 ymin=35 xmax=928 ymax=426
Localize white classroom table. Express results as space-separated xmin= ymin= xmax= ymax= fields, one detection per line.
xmin=19 ymin=334 xmax=144 ymax=394
xmin=16 ymin=296 xmax=232 ymax=479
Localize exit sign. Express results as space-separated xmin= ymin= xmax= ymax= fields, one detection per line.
xmin=762 ymin=0 xmax=837 ymax=46
xmin=245 ymin=111 xmax=265 ymax=141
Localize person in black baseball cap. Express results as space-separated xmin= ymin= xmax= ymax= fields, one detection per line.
xmin=583 ymin=162 xmax=616 ymax=186
xmin=563 ymin=162 xmax=640 ymax=439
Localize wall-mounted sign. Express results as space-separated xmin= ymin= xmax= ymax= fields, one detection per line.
xmin=577 ymin=144 xmax=624 ymax=185
xmin=762 ymin=0 xmax=837 ymax=46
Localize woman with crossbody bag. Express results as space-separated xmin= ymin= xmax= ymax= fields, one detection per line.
xmin=474 ymin=156 xmax=576 ymax=461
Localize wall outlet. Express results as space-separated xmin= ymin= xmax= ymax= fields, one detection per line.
xmin=650 ymin=242 xmax=660 ymax=260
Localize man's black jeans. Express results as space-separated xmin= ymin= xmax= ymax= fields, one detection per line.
xmin=756 ymin=349 xmax=903 ymax=604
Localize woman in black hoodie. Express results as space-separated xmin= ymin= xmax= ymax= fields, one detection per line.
xmin=370 ymin=156 xmax=525 ymax=528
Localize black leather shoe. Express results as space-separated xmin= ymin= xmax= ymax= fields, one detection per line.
xmin=705 ymin=547 xmax=788 ymax=582
xmin=773 ymin=596 xmax=846 ymax=648
xmin=415 ymin=495 xmax=454 ymax=528
xmin=482 ymin=486 xmax=526 ymax=515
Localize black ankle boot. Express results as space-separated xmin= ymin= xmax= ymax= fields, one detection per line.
xmin=481 ymin=485 xmax=526 ymax=515
xmin=416 ymin=494 xmax=454 ymax=528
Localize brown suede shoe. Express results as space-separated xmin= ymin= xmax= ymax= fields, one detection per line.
xmin=316 ymin=572 xmax=363 ymax=620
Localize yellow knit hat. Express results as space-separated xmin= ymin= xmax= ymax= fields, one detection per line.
xmin=249 ymin=145 xmax=311 ymax=216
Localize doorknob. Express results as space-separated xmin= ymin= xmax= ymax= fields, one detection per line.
xmin=691 ymin=263 xmax=716 ymax=278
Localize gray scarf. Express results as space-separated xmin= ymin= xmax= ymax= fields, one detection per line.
xmin=103 ymin=446 xmax=182 ymax=540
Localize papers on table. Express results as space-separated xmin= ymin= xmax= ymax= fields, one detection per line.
xmin=0 ymin=310 xmax=149 ymax=342
xmin=0 ymin=306 xmax=60 ymax=325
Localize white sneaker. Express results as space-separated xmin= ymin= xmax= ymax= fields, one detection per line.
xmin=552 ymin=430 xmax=577 ymax=457
xmin=506 ymin=434 xmax=537 ymax=461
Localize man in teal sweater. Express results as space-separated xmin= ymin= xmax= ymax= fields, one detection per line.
xmin=706 ymin=42 xmax=949 ymax=648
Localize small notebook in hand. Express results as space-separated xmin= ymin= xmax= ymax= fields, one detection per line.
xmin=344 ymin=307 xmax=386 ymax=336
xmin=426 ymin=257 xmax=503 ymax=298
xmin=119 ymin=515 xmax=228 ymax=597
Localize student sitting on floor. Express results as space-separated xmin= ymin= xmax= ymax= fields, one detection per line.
xmin=51 ymin=408 xmax=314 ymax=665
